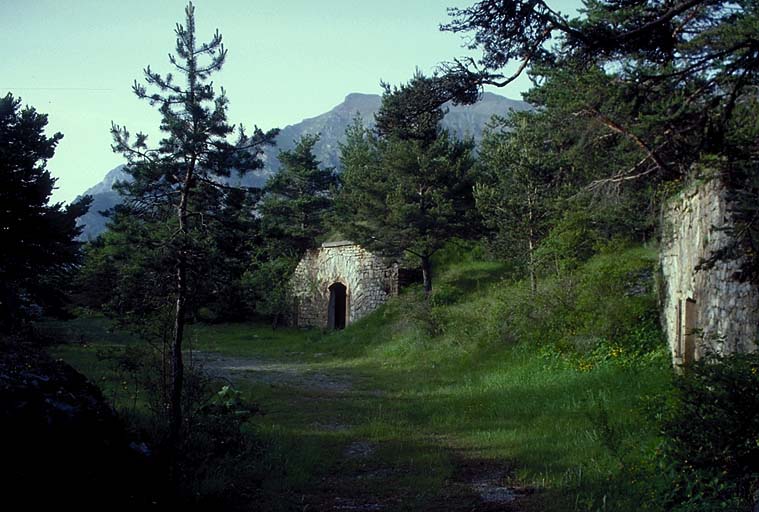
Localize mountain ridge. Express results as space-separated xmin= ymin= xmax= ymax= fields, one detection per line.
xmin=76 ymin=91 xmax=530 ymax=240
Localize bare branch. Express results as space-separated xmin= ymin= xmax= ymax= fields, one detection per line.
xmin=578 ymin=106 xmax=670 ymax=176
xmin=613 ymin=0 xmax=707 ymax=45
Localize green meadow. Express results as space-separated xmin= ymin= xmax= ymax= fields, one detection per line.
xmin=47 ymin=246 xmax=671 ymax=511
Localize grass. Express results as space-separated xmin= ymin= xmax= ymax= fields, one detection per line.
xmin=44 ymin=245 xmax=672 ymax=511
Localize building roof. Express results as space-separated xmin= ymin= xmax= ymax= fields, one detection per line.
xmin=321 ymin=240 xmax=356 ymax=248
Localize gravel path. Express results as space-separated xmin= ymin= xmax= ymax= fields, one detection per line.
xmin=190 ymin=349 xmax=532 ymax=511
xmin=190 ymin=350 xmax=353 ymax=393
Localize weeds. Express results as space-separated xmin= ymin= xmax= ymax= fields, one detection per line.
xmin=47 ymin=245 xmax=672 ymax=511
xmin=657 ymin=353 xmax=759 ymax=511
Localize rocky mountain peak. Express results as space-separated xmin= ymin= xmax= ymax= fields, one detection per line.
xmin=76 ymin=91 xmax=531 ymax=240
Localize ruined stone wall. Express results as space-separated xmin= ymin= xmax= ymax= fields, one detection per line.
xmin=290 ymin=241 xmax=399 ymax=328
xmin=660 ymin=177 xmax=759 ymax=365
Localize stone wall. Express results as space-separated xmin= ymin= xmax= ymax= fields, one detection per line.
xmin=291 ymin=241 xmax=399 ymax=328
xmin=660 ymin=176 xmax=759 ymax=365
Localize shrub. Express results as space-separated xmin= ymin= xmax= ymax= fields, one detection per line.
xmin=177 ymin=384 xmax=263 ymax=509
xmin=430 ymin=282 xmax=464 ymax=307
xmin=431 ymin=238 xmax=488 ymax=272
xmin=658 ymin=353 xmax=759 ymax=511
xmin=196 ymin=306 xmax=219 ymax=323
xmin=98 ymin=342 xmax=265 ymax=509
xmin=494 ymin=246 xmax=662 ymax=369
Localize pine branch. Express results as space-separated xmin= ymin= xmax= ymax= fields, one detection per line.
xmin=578 ymin=106 xmax=670 ymax=176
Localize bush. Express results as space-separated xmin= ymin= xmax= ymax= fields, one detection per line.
xmin=431 ymin=238 xmax=488 ymax=272
xmin=177 ymin=384 xmax=263 ymax=510
xmin=90 ymin=337 xmax=266 ymax=509
xmin=196 ymin=306 xmax=219 ymax=323
xmin=494 ymin=246 xmax=662 ymax=369
xmin=241 ymin=256 xmax=297 ymax=327
xmin=535 ymin=195 xmax=654 ymax=273
xmin=658 ymin=353 xmax=759 ymax=511
xmin=430 ymin=282 xmax=464 ymax=307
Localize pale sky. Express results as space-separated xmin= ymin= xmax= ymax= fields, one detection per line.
xmin=1 ymin=0 xmax=580 ymax=203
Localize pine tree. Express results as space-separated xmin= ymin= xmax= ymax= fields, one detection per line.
xmin=110 ymin=2 xmax=277 ymax=450
xmin=442 ymin=0 xmax=759 ymax=182
xmin=244 ymin=134 xmax=337 ymax=327
xmin=337 ymin=74 xmax=478 ymax=295
xmin=260 ymin=134 xmax=338 ymax=256
xmin=0 ymin=93 xmax=91 ymax=333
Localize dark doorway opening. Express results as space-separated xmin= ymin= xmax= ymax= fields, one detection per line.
xmin=683 ymin=297 xmax=697 ymax=364
xmin=328 ymin=282 xmax=347 ymax=329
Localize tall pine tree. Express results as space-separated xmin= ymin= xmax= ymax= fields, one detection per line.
xmin=0 ymin=93 xmax=91 ymax=333
xmin=260 ymin=134 xmax=338 ymax=256
xmin=110 ymin=2 xmax=277 ymax=450
xmin=442 ymin=0 xmax=759 ymax=183
xmin=337 ymin=74 xmax=478 ymax=295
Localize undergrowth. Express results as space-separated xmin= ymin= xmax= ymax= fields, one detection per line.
xmin=46 ymin=244 xmax=675 ymax=511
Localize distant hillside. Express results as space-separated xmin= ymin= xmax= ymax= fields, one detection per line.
xmin=76 ymin=92 xmax=530 ymax=240
xmin=75 ymin=165 xmax=127 ymax=240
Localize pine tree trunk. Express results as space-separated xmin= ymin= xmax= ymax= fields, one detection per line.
xmin=528 ymin=233 xmax=536 ymax=295
xmin=170 ymin=257 xmax=186 ymax=447
xmin=168 ymin=164 xmax=193 ymax=457
xmin=421 ymin=255 xmax=432 ymax=297
xmin=527 ymin=187 xmax=537 ymax=295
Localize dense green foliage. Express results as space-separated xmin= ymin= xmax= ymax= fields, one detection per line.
xmin=28 ymin=1 xmax=759 ymax=510
xmin=443 ymin=0 xmax=759 ymax=161
xmin=659 ymin=353 xmax=759 ymax=511
xmin=443 ymin=0 xmax=759 ymax=262
xmin=79 ymin=189 xmax=262 ymax=324
xmin=438 ymin=3 xmax=759 ymax=509
xmin=49 ymin=244 xmax=670 ymax=511
xmin=337 ymin=74 xmax=479 ymax=293
xmin=0 ymin=93 xmax=91 ymax=333
xmin=475 ymin=113 xmax=564 ymax=287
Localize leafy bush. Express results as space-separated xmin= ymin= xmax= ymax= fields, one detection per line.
xmin=535 ymin=195 xmax=654 ymax=273
xmin=177 ymin=384 xmax=263 ymax=509
xmin=658 ymin=353 xmax=759 ymax=511
xmin=495 ymin=246 xmax=662 ymax=369
xmin=430 ymin=282 xmax=464 ymax=307
xmin=431 ymin=238 xmax=488 ymax=272
xmin=241 ymin=256 xmax=297 ymax=327
xmin=98 ymin=342 xmax=265 ymax=509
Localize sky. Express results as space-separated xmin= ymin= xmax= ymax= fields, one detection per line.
xmin=1 ymin=0 xmax=580 ymax=203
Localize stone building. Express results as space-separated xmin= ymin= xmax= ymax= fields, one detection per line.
xmin=660 ymin=175 xmax=759 ymax=365
xmin=290 ymin=241 xmax=406 ymax=329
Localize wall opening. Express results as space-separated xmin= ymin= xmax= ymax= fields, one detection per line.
xmin=675 ymin=299 xmax=682 ymax=360
xmin=328 ymin=282 xmax=347 ymax=330
xmin=683 ymin=297 xmax=698 ymax=364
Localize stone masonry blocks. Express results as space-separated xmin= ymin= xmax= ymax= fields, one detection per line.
xmin=290 ymin=241 xmax=400 ymax=328
xmin=660 ymin=176 xmax=759 ymax=365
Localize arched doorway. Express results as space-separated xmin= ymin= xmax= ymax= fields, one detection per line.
xmin=328 ymin=282 xmax=347 ymax=329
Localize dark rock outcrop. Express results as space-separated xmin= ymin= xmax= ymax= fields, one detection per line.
xmin=0 ymin=342 xmax=156 ymax=510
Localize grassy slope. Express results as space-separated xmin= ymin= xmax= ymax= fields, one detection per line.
xmin=48 ymin=246 xmax=671 ymax=511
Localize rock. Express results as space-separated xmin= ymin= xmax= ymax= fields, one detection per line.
xmin=0 ymin=341 xmax=156 ymax=511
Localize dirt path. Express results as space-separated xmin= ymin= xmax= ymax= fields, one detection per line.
xmin=191 ymin=350 xmax=354 ymax=393
xmin=192 ymin=349 xmax=532 ymax=511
